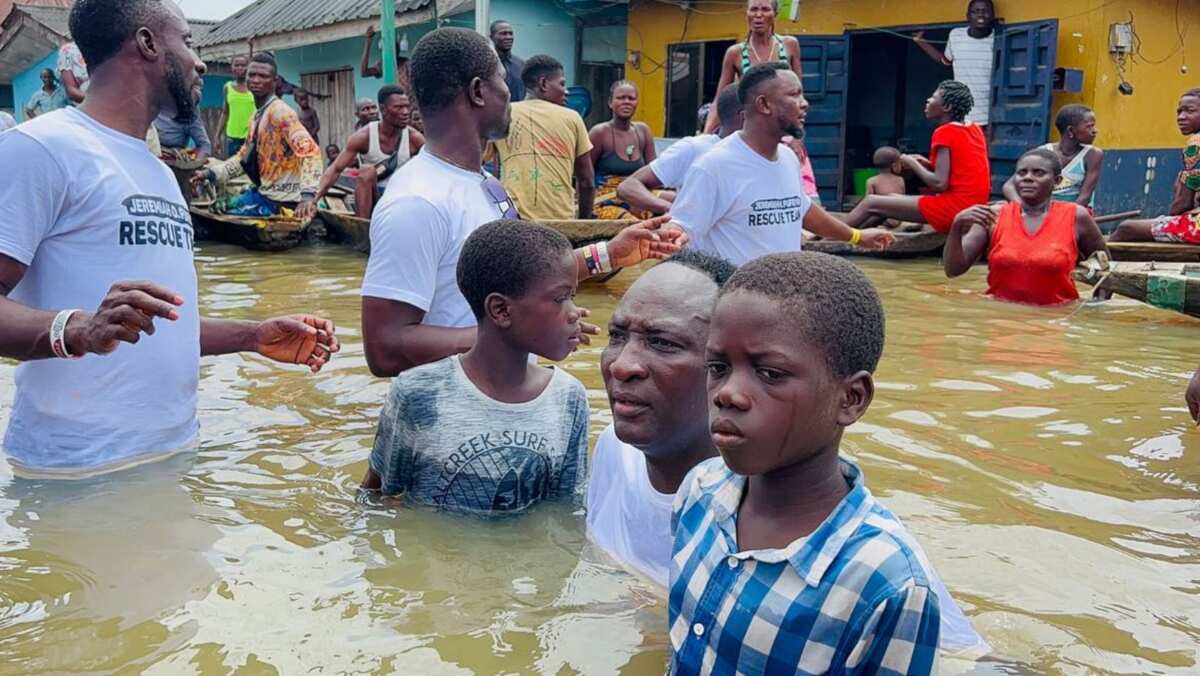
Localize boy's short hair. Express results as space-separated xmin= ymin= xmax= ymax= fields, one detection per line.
xmin=457 ymin=219 xmax=575 ymax=319
xmin=1053 ymin=104 xmax=1091 ymax=134
xmin=664 ymin=249 xmax=738 ymax=288
xmin=715 ymin=85 xmax=743 ymax=129
xmin=872 ymin=146 xmax=900 ymax=169
xmin=720 ymin=252 xmax=885 ymax=378
xmin=522 ymin=55 xmax=564 ymax=89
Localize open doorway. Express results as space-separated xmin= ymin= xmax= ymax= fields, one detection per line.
xmin=664 ymin=39 xmax=734 ymax=138
xmin=842 ymin=25 xmax=956 ymax=200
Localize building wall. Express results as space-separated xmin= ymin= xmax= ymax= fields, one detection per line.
xmin=12 ymin=50 xmax=57 ymax=122
xmin=626 ymin=0 xmax=1199 ymax=152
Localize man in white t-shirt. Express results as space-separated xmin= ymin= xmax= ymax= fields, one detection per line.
xmin=586 ymin=250 xmax=991 ymax=656
xmin=616 ymin=85 xmax=745 ymax=216
xmin=915 ymin=0 xmax=997 ymax=128
xmin=669 ymin=63 xmax=894 ymax=266
xmin=362 ymin=28 xmax=684 ymax=378
xmin=0 ymin=0 xmax=339 ymax=479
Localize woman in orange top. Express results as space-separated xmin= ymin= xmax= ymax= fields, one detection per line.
xmin=944 ymin=148 xmax=1107 ymax=306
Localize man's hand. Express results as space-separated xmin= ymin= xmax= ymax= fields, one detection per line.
xmin=255 ymin=315 xmax=340 ymax=373
xmin=858 ymin=228 xmax=896 ymax=250
xmin=1187 ymin=368 xmax=1200 ymax=425
xmin=365 ymin=25 xmax=376 ymax=39
xmin=64 ymin=281 xmax=184 ymax=356
xmin=608 ymin=215 xmax=688 ymax=268
xmin=913 ymin=31 xmax=926 ymax=43
xmin=575 ymin=307 xmax=600 ymax=348
xmin=295 ymin=199 xmax=318 ymax=222
xmin=191 ymin=169 xmax=214 ymax=190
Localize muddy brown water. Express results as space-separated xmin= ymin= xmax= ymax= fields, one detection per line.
xmin=1 ymin=243 xmax=1197 ymax=674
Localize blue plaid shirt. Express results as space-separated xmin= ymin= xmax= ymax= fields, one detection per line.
xmin=669 ymin=457 xmax=941 ymax=675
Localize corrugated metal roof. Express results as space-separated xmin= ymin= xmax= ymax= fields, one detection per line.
xmin=13 ymin=3 xmax=68 ymax=36
xmin=196 ymin=0 xmax=430 ymax=48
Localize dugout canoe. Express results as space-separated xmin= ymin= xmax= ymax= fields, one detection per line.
xmin=1106 ymin=241 xmax=1200 ymax=263
xmin=538 ymin=219 xmax=636 ymax=246
xmin=190 ymin=206 xmax=309 ymax=252
xmin=1075 ymin=261 xmax=1200 ymax=319
xmin=319 ymin=205 xmax=371 ymax=253
xmin=804 ymin=224 xmax=946 ymax=258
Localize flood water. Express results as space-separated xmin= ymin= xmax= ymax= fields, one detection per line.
xmin=1 ymin=243 xmax=1198 ymax=674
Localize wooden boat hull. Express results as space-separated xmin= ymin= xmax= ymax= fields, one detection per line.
xmin=537 ymin=219 xmax=636 ymax=246
xmin=805 ymin=225 xmax=946 ymax=259
xmin=163 ymin=157 xmax=206 ymax=205
xmin=190 ymin=207 xmax=308 ymax=252
xmin=1106 ymin=241 xmax=1200 ymax=263
xmin=1075 ymin=261 xmax=1200 ymax=318
xmin=319 ymin=208 xmax=371 ymax=253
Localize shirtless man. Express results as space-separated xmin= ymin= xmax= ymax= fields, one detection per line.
xmin=306 ymin=85 xmax=426 ymax=219
xmin=295 ymin=87 xmax=320 ymax=146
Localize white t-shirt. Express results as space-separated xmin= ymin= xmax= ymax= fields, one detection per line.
xmin=669 ymin=132 xmax=811 ymax=266
xmin=585 ymin=425 xmax=675 ymax=587
xmin=945 ymin=27 xmax=995 ymax=126
xmin=362 ymin=152 xmax=516 ymax=328
xmin=0 ymin=107 xmax=200 ymax=475
xmin=648 ymin=134 xmax=721 ymax=189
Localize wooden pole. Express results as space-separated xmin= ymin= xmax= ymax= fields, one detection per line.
xmin=381 ymin=0 xmax=398 ymax=84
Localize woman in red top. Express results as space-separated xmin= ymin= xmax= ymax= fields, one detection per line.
xmin=842 ymin=80 xmax=991 ymax=233
xmin=944 ymin=148 xmax=1107 ymax=306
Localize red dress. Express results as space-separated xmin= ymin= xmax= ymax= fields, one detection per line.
xmin=917 ymin=123 xmax=991 ymax=232
xmin=986 ymin=201 xmax=1080 ymax=306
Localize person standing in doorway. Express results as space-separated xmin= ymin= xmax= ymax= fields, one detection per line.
xmin=295 ymin=87 xmax=320 ymax=146
xmin=490 ymin=20 xmax=525 ymax=104
xmin=491 ymin=55 xmax=595 ymax=221
xmin=218 ymin=55 xmax=253 ymax=158
xmin=914 ymin=0 xmax=997 ymax=130
xmin=702 ymin=0 xmax=801 ymax=135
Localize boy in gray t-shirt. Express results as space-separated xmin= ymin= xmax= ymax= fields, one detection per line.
xmin=364 ymin=219 xmax=589 ymax=516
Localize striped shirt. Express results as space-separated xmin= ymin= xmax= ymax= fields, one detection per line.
xmin=944 ymin=27 xmax=995 ymax=126
xmin=669 ymin=457 xmax=941 ymax=675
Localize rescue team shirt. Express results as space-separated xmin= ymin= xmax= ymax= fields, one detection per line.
xmin=0 ymin=107 xmax=200 ymax=474
xmin=369 ymin=356 xmax=589 ymax=516
xmin=669 ymin=131 xmax=811 ymax=266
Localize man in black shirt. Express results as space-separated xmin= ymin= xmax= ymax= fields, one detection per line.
xmin=490 ymin=20 xmax=525 ymax=102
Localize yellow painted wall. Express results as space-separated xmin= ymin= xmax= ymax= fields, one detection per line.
xmin=625 ymin=0 xmax=1197 ymax=150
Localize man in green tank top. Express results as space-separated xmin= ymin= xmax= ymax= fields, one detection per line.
xmin=218 ymin=55 xmax=254 ymax=158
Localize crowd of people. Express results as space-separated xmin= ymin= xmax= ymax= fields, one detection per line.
xmin=1 ymin=0 xmax=1200 ymax=673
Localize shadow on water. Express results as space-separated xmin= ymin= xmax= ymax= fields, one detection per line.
xmin=0 ymin=246 xmax=1197 ymax=673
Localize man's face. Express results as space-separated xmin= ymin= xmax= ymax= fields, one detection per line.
xmin=232 ymin=57 xmax=248 ymax=79
xmin=41 ymin=70 xmax=54 ymax=86
xmin=156 ymin=5 xmax=206 ymax=120
xmin=246 ymin=61 xmax=276 ymax=98
xmin=295 ymin=91 xmax=310 ymax=108
xmin=358 ymin=101 xmax=380 ymax=123
xmin=381 ymin=94 xmax=411 ymax=128
xmin=765 ymin=70 xmax=808 ymax=139
xmin=967 ymin=1 xmax=995 ymax=30
xmin=482 ymin=60 xmax=513 ymax=140
xmin=491 ymin=22 xmax=515 ymax=53
xmin=541 ymin=69 xmax=568 ymax=106
xmin=601 ymin=264 xmax=719 ymax=459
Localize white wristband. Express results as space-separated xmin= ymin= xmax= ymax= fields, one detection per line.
xmin=50 ymin=309 xmax=81 ymax=359
xmin=596 ymin=241 xmax=613 ymax=273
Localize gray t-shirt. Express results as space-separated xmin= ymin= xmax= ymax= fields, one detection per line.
xmin=369 ymin=355 xmax=590 ymax=516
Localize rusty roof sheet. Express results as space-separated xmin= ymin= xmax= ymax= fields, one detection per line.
xmin=196 ymin=0 xmax=430 ymax=48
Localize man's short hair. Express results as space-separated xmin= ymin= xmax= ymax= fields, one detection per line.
xmin=250 ymin=51 xmax=277 ymax=75
xmin=737 ymin=62 xmax=789 ymax=105
xmin=68 ymin=0 xmax=169 ymax=70
xmin=720 ymin=252 xmax=885 ymax=378
xmin=378 ymin=85 xmax=407 ymax=105
xmin=489 ymin=19 xmax=511 ymax=36
xmin=457 ymin=219 xmax=575 ymax=320
xmin=715 ymin=85 xmax=742 ymax=129
xmin=663 ymin=250 xmax=737 ymax=288
xmin=522 ymin=55 xmax=564 ymax=89
xmin=410 ymin=27 xmax=499 ymax=115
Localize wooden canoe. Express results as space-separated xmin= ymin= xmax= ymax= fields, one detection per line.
xmin=319 ymin=207 xmax=371 ymax=253
xmin=1075 ymin=261 xmax=1200 ymax=319
xmin=190 ymin=206 xmax=309 ymax=252
xmin=1106 ymin=241 xmax=1200 ymax=263
xmin=538 ymin=219 xmax=636 ymax=246
xmin=163 ymin=155 xmax=207 ymax=204
xmin=805 ymin=224 xmax=946 ymax=258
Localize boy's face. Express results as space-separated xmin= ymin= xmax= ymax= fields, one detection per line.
xmin=1071 ymin=112 xmax=1098 ymax=144
xmin=1178 ymin=96 xmax=1200 ymax=136
xmin=705 ymin=290 xmax=871 ymax=477
xmin=504 ymin=252 xmax=582 ymax=362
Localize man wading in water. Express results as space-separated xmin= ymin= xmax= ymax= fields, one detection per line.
xmin=0 ymin=0 xmax=340 ymax=479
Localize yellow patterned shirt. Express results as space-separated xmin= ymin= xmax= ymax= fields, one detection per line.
xmin=211 ymin=97 xmax=322 ymax=203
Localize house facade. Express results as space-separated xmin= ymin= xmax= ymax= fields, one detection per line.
xmin=624 ymin=0 xmax=1199 ymax=216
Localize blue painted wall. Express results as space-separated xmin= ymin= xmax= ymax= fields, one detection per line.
xmin=200 ymin=74 xmax=232 ymax=109
xmin=481 ymin=0 xmax=579 ymax=86
xmin=13 ymin=51 xmax=59 ymax=122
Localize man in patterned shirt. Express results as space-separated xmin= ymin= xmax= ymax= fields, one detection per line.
xmin=670 ymin=252 xmax=942 ymax=675
xmin=193 ymin=52 xmax=322 ymax=219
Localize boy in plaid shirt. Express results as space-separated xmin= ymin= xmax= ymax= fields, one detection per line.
xmin=669 ymin=252 xmax=943 ymax=675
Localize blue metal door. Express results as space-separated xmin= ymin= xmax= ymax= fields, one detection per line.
xmin=796 ymin=35 xmax=849 ymax=206
xmin=988 ymin=19 xmax=1059 ymax=196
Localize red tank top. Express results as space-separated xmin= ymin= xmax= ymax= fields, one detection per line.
xmin=986 ymin=201 xmax=1079 ymax=306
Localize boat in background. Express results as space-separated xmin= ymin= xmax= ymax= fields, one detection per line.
xmin=191 ymin=203 xmax=310 ymax=252
xmin=1076 ymin=260 xmax=1200 ymax=319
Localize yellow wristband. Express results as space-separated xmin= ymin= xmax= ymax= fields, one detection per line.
xmin=849 ymin=228 xmax=863 ymax=247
